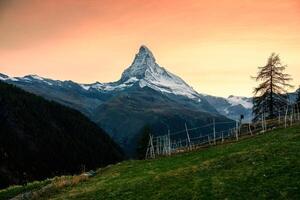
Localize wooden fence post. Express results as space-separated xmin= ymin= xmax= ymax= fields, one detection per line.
xmin=235 ymin=121 xmax=239 ymax=141
xmin=168 ymin=130 xmax=171 ymax=155
xmin=249 ymin=123 xmax=253 ymax=136
xmin=278 ymin=108 xmax=281 ymax=124
xmin=156 ymin=136 xmax=159 ymax=155
xmin=150 ymin=134 xmax=155 ymax=159
xmin=285 ymin=105 xmax=288 ymax=128
xmin=185 ymin=123 xmax=191 ymax=150
xmin=264 ymin=112 xmax=267 ymax=131
xmin=261 ymin=112 xmax=264 ymax=133
xmin=290 ymin=106 xmax=294 ymax=126
xmin=145 ymin=135 xmax=151 ymax=159
xmin=213 ymin=118 xmax=216 ymax=145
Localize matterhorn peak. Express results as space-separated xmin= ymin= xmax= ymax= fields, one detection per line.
xmin=117 ymin=45 xmax=202 ymax=100
xmin=132 ymin=45 xmax=156 ymax=68
xmin=120 ymin=45 xmax=158 ymax=81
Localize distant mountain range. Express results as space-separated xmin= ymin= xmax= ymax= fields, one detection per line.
xmin=2 ymin=45 xmax=296 ymax=156
xmin=0 ymin=81 xmax=124 ymax=188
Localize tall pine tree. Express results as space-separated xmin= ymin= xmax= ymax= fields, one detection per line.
xmin=252 ymin=53 xmax=293 ymax=121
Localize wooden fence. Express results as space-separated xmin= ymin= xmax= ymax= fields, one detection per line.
xmin=146 ymin=101 xmax=300 ymax=159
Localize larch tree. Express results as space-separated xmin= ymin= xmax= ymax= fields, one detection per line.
xmin=252 ymin=53 xmax=293 ymax=121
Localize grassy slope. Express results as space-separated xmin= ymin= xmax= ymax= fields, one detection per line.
xmin=2 ymin=125 xmax=300 ymax=200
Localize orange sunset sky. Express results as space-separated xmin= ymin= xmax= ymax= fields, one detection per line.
xmin=0 ymin=0 xmax=299 ymax=97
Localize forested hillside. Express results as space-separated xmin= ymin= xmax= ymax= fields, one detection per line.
xmin=0 ymin=82 xmax=124 ymax=189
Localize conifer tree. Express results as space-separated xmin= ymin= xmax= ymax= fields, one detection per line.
xmin=252 ymin=53 xmax=293 ymax=121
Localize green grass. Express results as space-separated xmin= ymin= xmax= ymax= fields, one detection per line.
xmin=0 ymin=179 xmax=51 ymax=200
xmin=2 ymin=125 xmax=300 ymax=200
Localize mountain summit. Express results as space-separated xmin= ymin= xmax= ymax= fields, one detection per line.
xmin=121 ymin=45 xmax=156 ymax=81
xmin=120 ymin=46 xmax=202 ymax=100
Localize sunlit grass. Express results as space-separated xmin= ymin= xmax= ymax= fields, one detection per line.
xmin=1 ymin=125 xmax=300 ymax=200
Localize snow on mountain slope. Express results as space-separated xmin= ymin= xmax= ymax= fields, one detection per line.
xmin=80 ymin=77 xmax=139 ymax=92
xmin=23 ymin=75 xmax=55 ymax=85
xmin=202 ymin=94 xmax=253 ymax=121
xmin=120 ymin=45 xmax=202 ymax=100
xmin=227 ymin=95 xmax=253 ymax=109
xmin=0 ymin=73 xmax=19 ymax=81
xmin=78 ymin=45 xmax=203 ymax=101
xmin=27 ymin=75 xmax=44 ymax=81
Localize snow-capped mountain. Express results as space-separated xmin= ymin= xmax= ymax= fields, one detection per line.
xmin=120 ymin=46 xmax=202 ymax=100
xmin=227 ymin=95 xmax=253 ymax=109
xmin=79 ymin=46 xmax=202 ymax=101
xmin=1 ymin=73 xmax=61 ymax=87
xmin=203 ymin=94 xmax=253 ymax=122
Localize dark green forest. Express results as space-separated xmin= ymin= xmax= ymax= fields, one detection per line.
xmin=0 ymin=81 xmax=124 ymax=189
